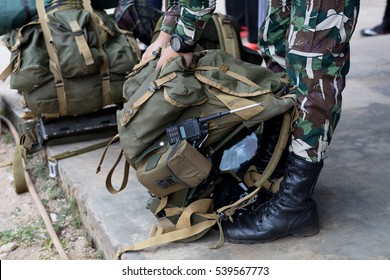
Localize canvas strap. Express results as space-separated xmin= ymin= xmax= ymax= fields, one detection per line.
xmin=36 ymin=0 xmax=68 ymax=116
xmin=212 ymin=13 xmax=240 ymax=59
xmin=69 ymin=20 xmax=94 ymax=65
xmin=81 ymin=0 xmax=112 ymax=106
xmin=194 ymin=68 xmax=268 ymax=120
xmin=0 ymin=56 xmax=16 ymax=82
xmin=114 ymin=198 xmax=218 ymax=259
xmin=95 ymin=135 xmax=133 ymax=195
xmin=119 ymin=72 xmax=177 ymax=127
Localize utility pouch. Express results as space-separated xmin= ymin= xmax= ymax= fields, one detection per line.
xmin=135 ymin=140 xmax=212 ymax=197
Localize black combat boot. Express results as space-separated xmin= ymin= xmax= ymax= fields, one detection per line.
xmin=223 ymin=153 xmax=323 ymax=243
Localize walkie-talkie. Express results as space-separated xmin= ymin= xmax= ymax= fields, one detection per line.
xmin=166 ymin=103 xmax=262 ymax=147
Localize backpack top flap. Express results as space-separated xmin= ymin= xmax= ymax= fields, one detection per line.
xmin=118 ymin=54 xmax=208 ymax=160
xmin=175 ymin=50 xmax=296 ymax=148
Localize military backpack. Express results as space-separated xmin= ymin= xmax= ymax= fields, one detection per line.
xmin=97 ymin=49 xmax=297 ymax=258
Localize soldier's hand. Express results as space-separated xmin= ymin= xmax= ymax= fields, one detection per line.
xmin=142 ymin=31 xmax=193 ymax=69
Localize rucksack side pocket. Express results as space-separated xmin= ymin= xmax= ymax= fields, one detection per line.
xmin=135 ymin=140 xmax=212 ymax=197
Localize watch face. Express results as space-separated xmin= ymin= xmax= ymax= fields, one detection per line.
xmin=171 ymin=35 xmax=182 ymax=52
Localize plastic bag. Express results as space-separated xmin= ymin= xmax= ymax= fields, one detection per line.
xmin=219 ymin=132 xmax=258 ymax=171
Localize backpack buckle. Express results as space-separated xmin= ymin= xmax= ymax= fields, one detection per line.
xmin=148 ymin=80 xmax=160 ymax=92
xmin=219 ymin=212 xmax=229 ymax=221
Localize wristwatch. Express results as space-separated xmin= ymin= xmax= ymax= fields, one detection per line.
xmin=170 ymin=33 xmax=196 ymax=53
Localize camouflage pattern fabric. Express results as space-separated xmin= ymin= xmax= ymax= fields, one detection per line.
xmin=259 ymin=0 xmax=360 ymax=162
xmin=115 ymin=0 xmax=163 ymax=45
xmin=161 ymin=0 xmax=216 ymax=45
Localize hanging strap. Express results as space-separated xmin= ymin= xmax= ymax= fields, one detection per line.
xmin=95 ymin=135 xmax=132 ymax=195
xmin=0 ymin=56 xmax=17 ymax=82
xmin=47 ymin=138 xmax=115 ymax=163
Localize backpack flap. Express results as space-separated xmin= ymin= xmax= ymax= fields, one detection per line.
xmin=176 ymin=50 xmax=296 ymax=147
xmin=118 ymin=54 xmax=207 ymax=160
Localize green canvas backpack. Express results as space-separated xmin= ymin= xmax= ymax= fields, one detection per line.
xmin=0 ymin=0 xmax=119 ymax=36
xmin=0 ymin=0 xmax=141 ymax=119
xmin=97 ymin=49 xmax=297 ymax=258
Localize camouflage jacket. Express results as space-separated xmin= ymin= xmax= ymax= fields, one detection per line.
xmin=161 ymin=0 xmax=216 ymax=45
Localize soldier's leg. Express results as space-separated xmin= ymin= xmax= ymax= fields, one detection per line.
xmin=224 ymin=0 xmax=360 ymax=243
xmin=287 ymin=0 xmax=360 ymax=162
xmin=259 ymin=0 xmax=291 ymax=73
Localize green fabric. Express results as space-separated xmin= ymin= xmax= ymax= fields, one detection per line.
xmin=2 ymin=8 xmax=140 ymax=117
xmin=0 ymin=0 xmax=118 ymax=35
xmin=117 ymin=54 xmax=207 ymax=160
xmin=118 ymin=49 xmax=295 ymax=163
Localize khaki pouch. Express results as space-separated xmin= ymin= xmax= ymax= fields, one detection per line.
xmin=135 ymin=140 xmax=212 ymax=197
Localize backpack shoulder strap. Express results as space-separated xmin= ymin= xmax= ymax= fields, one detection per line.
xmin=36 ymin=0 xmax=67 ymax=117
xmin=212 ymin=13 xmax=241 ymax=59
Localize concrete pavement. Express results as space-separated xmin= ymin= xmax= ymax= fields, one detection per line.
xmin=1 ymin=1 xmax=389 ymax=260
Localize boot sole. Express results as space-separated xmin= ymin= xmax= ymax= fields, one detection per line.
xmin=224 ymin=226 xmax=319 ymax=244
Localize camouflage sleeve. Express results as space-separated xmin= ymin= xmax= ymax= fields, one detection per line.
xmin=160 ymin=0 xmax=181 ymax=35
xmin=161 ymin=0 xmax=216 ymax=45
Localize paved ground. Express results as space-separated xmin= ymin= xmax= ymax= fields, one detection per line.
xmin=1 ymin=1 xmax=389 ymax=260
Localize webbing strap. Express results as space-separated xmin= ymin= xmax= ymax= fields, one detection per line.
xmin=82 ymin=0 xmax=112 ymax=106
xmin=119 ymin=72 xmax=177 ymax=127
xmin=36 ymin=0 xmax=68 ymax=116
xmin=94 ymin=135 xmax=131 ymax=195
xmin=0 ymin=116 xmax=28 ymax=194
xmin=12 ymin=143 xmax=28 ymax=194
xmin=69 ymin=20 xmax=94 ymax=65
xmin=133 ymin=73 xmax=177 ymax=108
xmin=129 ymin=48 xmax=161 ymax=77
xmin=0 ymin=161 xmax=12 ymax=168
xmin=243 ymin=165 xmax=282 ymax=193
xmin=115 ymin=219 xmax=216 ymax=259
xmin=176 ymin=199 xmax=213 ymax=229
xmin=0 ymin=56 xmax=16 ymax=82
xmin=212 ymin=13 xmax=240 ymax=59
xmin=207 ymin=87 xmax=263 ymax=120
xmin=194 ymin=67 xmax=275 ymax=120
xmin=123 ymin=32 xmax=142 ymax=61
xmin=105 ymin=150 xmax=131 ymax=195
xmin=47 ymin=138 xmax=114 ymax=162
xmin=114 ymin=198 xmax=217 ymax=259
xmin=195 ymin=65 xmax=272 ymax=91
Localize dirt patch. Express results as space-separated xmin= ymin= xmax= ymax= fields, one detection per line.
xmin=0 ymin=125 xmax=103 ymax=260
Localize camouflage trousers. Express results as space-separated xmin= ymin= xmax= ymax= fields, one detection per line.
xmin=259 ymin=0 xmax=360 ymax=162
